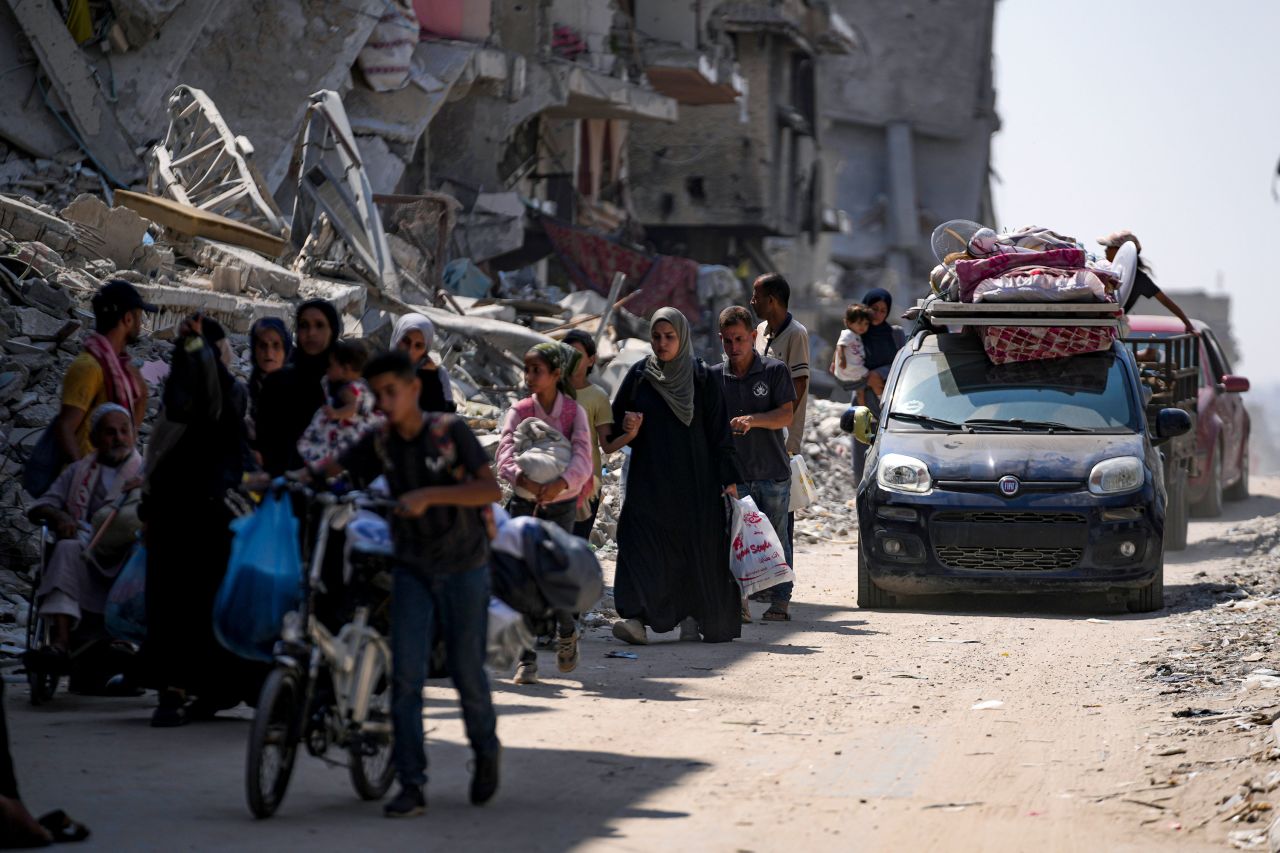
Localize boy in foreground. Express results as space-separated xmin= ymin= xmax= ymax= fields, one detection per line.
xmin=329 ymin=351 xmax=502 ymax=818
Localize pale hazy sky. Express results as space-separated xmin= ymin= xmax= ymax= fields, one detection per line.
xmin=992 ymin=0 xmax=1280 ymax=386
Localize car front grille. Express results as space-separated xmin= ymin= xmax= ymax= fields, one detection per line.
xmin=935 ymin=546 xmax=1083 ymax=571
xmin=932 ymin=511 xmax=1086 ymax=526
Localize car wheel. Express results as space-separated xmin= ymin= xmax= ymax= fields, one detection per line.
xmin=857 ymin=537 xmax=896 ymax=609
xmin=1191 ymin=442 xmax=1223 ymax=518
xmin=1225 ymin=442 xmax=1249 ymax=501
xmin=1164 ymin=465 xmax=1188 ymax=552
xmin=1127 ymin=552 xmax=1164 ymax=613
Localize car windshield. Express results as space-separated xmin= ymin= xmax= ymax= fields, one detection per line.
xmin=888 ymin=348 xmax=1138 ymax=432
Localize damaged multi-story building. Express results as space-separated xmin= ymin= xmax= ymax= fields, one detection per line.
xmin=627 ymin=0 xmax=858 ymax=332
xmin=822 ymin=0 xmax=1000 ymax=312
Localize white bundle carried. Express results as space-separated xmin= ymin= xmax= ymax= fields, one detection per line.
xmin=512 ymin=418 xmax=572 ymax=500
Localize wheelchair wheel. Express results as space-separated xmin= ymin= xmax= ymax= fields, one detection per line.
xmin=25 ymin=616 xmax=59 ymax=706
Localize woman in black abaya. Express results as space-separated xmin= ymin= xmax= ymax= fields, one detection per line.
xmin=142 ymin=316 xmax=261 ymax=726
xmin=609 ymin=308 xmax=742 ymax=645
xmin=255 ymin=299 xmax=340 ymax=475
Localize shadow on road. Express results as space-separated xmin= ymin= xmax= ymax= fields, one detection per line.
xmin=7 ymin=691 xmax=703 ymax=853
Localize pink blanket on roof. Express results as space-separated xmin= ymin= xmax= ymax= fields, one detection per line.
xmin=956 ymin=248 xmax=1087 ymax=300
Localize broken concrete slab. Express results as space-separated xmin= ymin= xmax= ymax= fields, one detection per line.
xmin=407 ymin=302 xmax=552 ymax=357
xmin=297 ymin=278 xmax=366 ymax=316
xmin=12 ymin=306 xmax=77 ymax=341
xmin=354 ymin=135 xmax=407 ymax=196
xmin=24 ymin=279 xmax=72 ymax=316
xmin=5 ymin=0 xmax=143 ymax=183
xmin=454 ymin=191 xmax=526 ymax=262
xmin=14 ymin=399 xmax=56 ymax=428
xmin=7 ymin=240 xmax=70 ymax=279
xmin=0 ymin=4 xmax=75 ymax=158
xmin=178 ymin=237 xmax=302 ymax=298
xmin=131 ymin=280 xmax=292 ymax=334
xmin=60 ymin=194 xmax=151 ymax=269
xmin=110 ymin=0 xmax=185 ymax=49
xmin=0 ymin=196 xmax=78 ymax=253
xmin=345 ymin=39 xmax=478 ymax=144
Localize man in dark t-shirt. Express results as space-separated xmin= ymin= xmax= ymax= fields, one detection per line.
xmin=329 ymin=351 xmax=502 ymax=818
xmin=1100 ymin=230 xmax=1195 ymax=333
xmin=711 ymin=306 xmax=797 ymax=622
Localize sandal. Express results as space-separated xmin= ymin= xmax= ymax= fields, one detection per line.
xmin=762 ymin=603 xmax=791 ymax=622
xmin=38 ymin=809 xmax=90 ymax=843
xmin=740 ymin=598 xmax=752 ymax=624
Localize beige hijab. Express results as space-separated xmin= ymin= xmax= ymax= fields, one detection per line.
xmin=643 ymin=307 xmax=695 ymax=426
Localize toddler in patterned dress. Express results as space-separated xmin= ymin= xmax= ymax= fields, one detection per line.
xmin=297 ymin=339 xmax=384 ymax=469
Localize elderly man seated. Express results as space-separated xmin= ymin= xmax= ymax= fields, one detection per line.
xmin=27 ymin=403 xmax=143 ymax=667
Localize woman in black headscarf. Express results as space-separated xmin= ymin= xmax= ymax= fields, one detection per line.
xmin=608 ymin=308 xmax=742 ymax=645
xmin=853 ymin=288 xmax=906 ymax=482
xmin=142 ymin=315 xmax=261 ymax=726
xmin=255 ymin=299 xmax=340 ymax=475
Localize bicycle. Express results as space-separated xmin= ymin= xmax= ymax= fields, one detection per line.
xmin=244 ymin=482 xmax=399 ymax=818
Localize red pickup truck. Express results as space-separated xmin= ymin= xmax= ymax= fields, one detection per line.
xmin=1126 ymin=315 xmax=1250 ymax=516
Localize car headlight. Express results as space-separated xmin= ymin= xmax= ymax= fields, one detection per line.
xmin=1088 ymin=456 xmax=1144 ymax=495
xmin=877 ymin=453 xmax=932 ymax=494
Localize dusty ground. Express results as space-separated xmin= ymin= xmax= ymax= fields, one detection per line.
xmin=9 ymin=479 xmax=1280 ymax=852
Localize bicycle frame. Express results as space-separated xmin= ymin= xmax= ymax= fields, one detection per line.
xmin=279 ymin=493 xmax=392 ymax=742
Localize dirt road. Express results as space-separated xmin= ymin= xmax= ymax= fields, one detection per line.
xmin=10 ymin=479 xmax=1280 ymax=852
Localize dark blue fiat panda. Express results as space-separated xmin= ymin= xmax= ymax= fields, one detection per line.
xmin=852 ymin=311 xmax=1191 ymax=613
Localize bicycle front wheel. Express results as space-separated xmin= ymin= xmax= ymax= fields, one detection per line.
xmin=246 ymin=667 xmax=302 ymax=818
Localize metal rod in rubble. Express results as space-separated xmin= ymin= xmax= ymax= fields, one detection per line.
xmin=594 ymin=272 xmax=627 ymax=348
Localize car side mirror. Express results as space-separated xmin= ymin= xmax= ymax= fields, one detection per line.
xmin=853 ymin=406 xmax=876 ymax=445
xmin=1155 ymin=407 xmax=1192 ymax=440
xmin=1221 ymin=375 xmax=1250 ymax=393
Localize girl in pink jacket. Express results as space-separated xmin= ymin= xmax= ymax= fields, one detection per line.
xmin=496 ymin=342 xmax=595 ymax=683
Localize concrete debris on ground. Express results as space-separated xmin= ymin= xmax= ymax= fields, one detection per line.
xmin=1129 ymin=514 xmax=1280 ymax=848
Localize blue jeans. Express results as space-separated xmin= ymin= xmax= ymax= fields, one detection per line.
xmin=739 ymin=478 xmax=793 ymax=604
xmin=390 ymin=564 xmax=499 ymax=788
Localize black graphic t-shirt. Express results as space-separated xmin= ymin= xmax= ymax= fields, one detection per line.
xmin=341 ymin=413 xmax=489 ymax=573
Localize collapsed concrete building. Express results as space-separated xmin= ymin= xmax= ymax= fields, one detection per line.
xmin=822 ymin=0 xmax=999 ymax=310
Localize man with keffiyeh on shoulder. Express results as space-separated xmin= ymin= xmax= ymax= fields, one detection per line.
xmin=51 ymin=280 xmax=155 ymax=465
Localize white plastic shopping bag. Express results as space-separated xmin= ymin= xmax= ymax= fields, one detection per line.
xmin=729 ymin=496 xmax=795 ymax=597
xmin=788 ymin=454 xmax=817 ymax=512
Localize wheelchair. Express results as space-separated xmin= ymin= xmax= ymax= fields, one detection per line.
xmin=23 ymin=526 xmax=138 ymax=705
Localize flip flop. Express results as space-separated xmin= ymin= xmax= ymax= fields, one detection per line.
xmin=38 ymin=810 xmax=90 ymax=843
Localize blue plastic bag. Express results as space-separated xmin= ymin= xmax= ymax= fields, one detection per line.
xmin=214 ymin=491 xmax=303 ymax=662
xmin=105 ymin=544 xmax=147 ymax=644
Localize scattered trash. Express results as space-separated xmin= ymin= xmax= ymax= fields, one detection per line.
xmin=1085 ymin=618 xmax=1111 ymax=624
xmin=927 ymin=638 xmax=981 ymax=644
xmin=922 ymin=802 xmax=982 ymax=812
xmin=1172 ymin=708 xmax=1222 ymax=718
xmin=605 ymin=651 xmax=638 ymax=660
xmin=1122 ymin=798 xmax=1168 ymax=811
xmin=1154 ymin=747 xmax=1187 ymax=756
xmin=970 ymin=700 xmax=1004 ymax=711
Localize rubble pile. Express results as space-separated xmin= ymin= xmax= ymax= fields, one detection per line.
xmin=0 ymin=143 xmax=109 ymax=210
xmin=794 ymin=398 xmax=858 ymax=543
